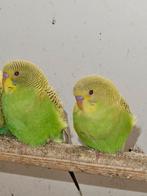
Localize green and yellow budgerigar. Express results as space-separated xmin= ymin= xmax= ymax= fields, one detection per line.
xmin=2 ymin=60 xmax=82 ymax=195
xmin=2 ymin=60 xmax=68 ymax=146
xmin=73 ymin=75 xmax=136 ymax=153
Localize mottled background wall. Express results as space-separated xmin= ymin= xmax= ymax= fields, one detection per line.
xmin=0 ymin=0 xmax=146 ymax=195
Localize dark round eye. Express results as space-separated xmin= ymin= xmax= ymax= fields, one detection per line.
xmin=14 ymin=71 xmax=19 ymax=76
xmin=89 ymin=90 xmax=94 ymax=95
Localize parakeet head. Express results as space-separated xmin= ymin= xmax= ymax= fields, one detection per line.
xmin=2 ymin=60 xmax=48 ymax=93
xmin=73 ymin=75 xmax=120 ymax=110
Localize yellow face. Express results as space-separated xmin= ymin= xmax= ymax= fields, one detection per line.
xmin=73 ymin=77 xmax=96 ymax=111
xmin=73 ymin=75 xmax=119 ymax=112
xmin=74 ymin=91 xmax=94 ymax=110
xmin=2 ymin=60 xmax=49 ymax=96
xmin=2 ymin=68 xmax=18 ymax=93
xmin=2 ymin=60 xmax=33 ymax=93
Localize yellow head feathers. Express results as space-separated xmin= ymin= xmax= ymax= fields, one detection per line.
xmin=2 ymin=60 xmax=63 ymax=110
xmin=73 ymin=75 xmax=131 ymax=113
xmin=2 ymin=60 xmax=49 ymax=93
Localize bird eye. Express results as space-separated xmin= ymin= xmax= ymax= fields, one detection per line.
xmin=89 ymin=90 xmax=94 ymax=95
xmin=14 ymin=71 xmax=19 ymax=76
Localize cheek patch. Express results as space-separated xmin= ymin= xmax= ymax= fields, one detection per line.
xmin=3 ymin=72 xmax=9 ymax=79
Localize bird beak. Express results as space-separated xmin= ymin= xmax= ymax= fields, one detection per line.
xmin=75 ymin=96 xmax=84 ymax=110
xmin=2 ymin=72 xmax=16 ymax=93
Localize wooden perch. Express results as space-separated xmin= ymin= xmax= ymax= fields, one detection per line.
xmin=0 ymin=136 xmax=146 ymax=184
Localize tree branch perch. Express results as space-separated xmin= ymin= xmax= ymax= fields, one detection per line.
xmin=0 ymin=136 xmax=146 ymax=184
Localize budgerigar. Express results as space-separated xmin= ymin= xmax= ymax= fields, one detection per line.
xmin=2 ymin=60 xmax=68 ymax=145
xmin=73 ymin=75 xmax=136 ymax=153
xmin=2 ymin=60 xmax=82 ymax=195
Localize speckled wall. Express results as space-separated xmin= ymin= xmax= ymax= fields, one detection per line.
xmin=0 ymin=0 xmax=146 ymax=195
